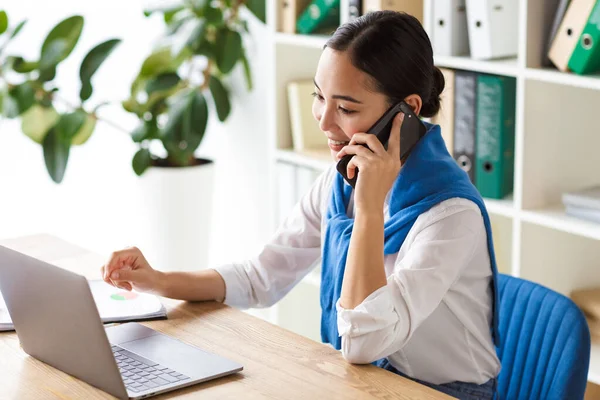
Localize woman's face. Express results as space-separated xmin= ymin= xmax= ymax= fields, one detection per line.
xmin=312 ymin=47 xmax=390 ymax=159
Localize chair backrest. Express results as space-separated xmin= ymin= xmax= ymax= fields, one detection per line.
xmin=496 ymin=273 xmax=591 ymax=400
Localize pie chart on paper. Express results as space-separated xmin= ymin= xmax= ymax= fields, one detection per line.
xmin=111 ymin=292 xmax=139 ymax=301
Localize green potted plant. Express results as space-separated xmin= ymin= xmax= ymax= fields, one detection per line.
xmin=120 ymin=0 xmax=266 ymax=271
xmin=0 ymin=10 xmax=121 ymax=183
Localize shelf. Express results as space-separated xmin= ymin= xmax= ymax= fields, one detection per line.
xmin=524 ymin=68 xmax=600 ymax=91
xmin=590 ymin=343 xmax=600 ymax=385
xmin=521 ymin=205 xmax=600 ymax=241
xmin=433 ymin=55 xmax=520 ymax=77
xmin=484 ymin=196 xmax=516 ymax=218
xmin=275 ymin=32 xmax=328 ymax=49
xmin=273 ymin=148 xmax=333 ymax=171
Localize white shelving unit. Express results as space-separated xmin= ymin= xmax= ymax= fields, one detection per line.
xmin=259 ymin=0 xmax=600 ymax=385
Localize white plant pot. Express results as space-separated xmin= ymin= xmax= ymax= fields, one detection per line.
xmin=136 ymin=159 xmax=215 ymax=273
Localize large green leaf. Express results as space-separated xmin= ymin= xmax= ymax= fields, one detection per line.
xmin=132 ymin=148 xmax=152 ymax=176
xmin=21 ymin=104 xmax=60 ymax=143
xmin=79 ymin=38 xmax=121 ymax=101
xmin=0 ymin=92 xmax=3 ymax=115
xmin=0 ymin=11 xmax=8 ymax=35
xmin=245 ymin=0 xmax=266 ymax=23
xmin=38 ymin=39 xmax=68 ymax=81
xmin=131 ymin=119 xmax=158 ymax=143
xmin=9 ymin=82 xmax=35 ymax=114
xmin=190 ymin=0 xmax=209 ymax=16
xmin=10 ymin=19 xmax=26 ymax=39
xmin=43 ymin=127 xmax=71 ymax=184
xmin=71 ymin=113 xmax=96 ymax=145
xmin=145 ymin=72 xmax=180 ymax=95
xmin=55 ymin=110 xmax=86 ymax=141
xmin=215 ymin=28 xmax=242 ymax=74
xmin=40 ymin=16 xmax=84 ymax=65
xmin=161 ymin=90 xmax=208 ymax=165
xmin=140 ymin=47 xmax=175 ymax=77
xmin=209 ymin=75 xmax=230 ymax=122
xmin=204 ymin=5 xmax=223 ymax=26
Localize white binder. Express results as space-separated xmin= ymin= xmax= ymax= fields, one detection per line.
xmin=465 ymin=0 xmax=519 ymax=60
xmin=432 ymin=0 xmax=470 ymax=57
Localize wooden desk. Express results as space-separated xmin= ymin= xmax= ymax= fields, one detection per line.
xmin=0 ymin=234 xmax=451 ymax=399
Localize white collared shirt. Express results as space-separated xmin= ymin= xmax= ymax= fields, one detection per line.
xmin=215 ymin=165 xmax=501 ymax=385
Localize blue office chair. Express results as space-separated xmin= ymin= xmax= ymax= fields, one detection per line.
xmin=496 ymin=273 xmax=591 ymax=400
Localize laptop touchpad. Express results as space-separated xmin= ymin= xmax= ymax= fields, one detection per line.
xmin=120 ymin=334 xmax=241 ymax=378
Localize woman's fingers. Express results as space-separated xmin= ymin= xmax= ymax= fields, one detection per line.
xmin=345 ymin=152 xmax=368 ymax=179
xmin=336 ymin=144 xmax=375 ymax=162
xmin=348 ymin=133 xmax=386 ymax=155
xmin=387 ymin=112 xmax=404 ymax=159
xmin=103 ymin=247 xmax=139 ymax=280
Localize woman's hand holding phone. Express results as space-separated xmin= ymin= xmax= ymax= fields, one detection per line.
xmin=335 ymin=112 xmax=405 ymax=214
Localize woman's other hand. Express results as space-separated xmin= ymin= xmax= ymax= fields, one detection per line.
xmin=100 ymin=246 xmax=163 ymax=295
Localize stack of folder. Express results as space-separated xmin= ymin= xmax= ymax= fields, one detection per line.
xmin=562 ymin=185 xmax=600 ymax=224
xmin=548 ymin=0 xmax=600 ymax=75
xmin=431 ymin=0 xmax=519 ymax=60
xmin=431 ymin=69 xmax=517 ymax=200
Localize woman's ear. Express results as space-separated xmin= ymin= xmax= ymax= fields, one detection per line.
xmin=404 ymin=94 xmax=422 ymax=116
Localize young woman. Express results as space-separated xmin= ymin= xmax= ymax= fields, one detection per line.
xmin=102 ymin=10 xmax=501 ymax=399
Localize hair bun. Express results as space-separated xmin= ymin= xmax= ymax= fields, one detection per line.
xmin=420 ymin=66 xmax=445 ymax=118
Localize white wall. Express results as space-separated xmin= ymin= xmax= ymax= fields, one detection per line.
xmin=0 ymin=0 xmax=271 ymax=268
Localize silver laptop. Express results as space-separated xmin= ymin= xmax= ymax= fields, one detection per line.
xmin=0 ymin=245 xmax=243 ymax=399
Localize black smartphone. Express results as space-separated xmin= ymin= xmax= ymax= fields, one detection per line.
xmin=336 ymin=101 xmax=427 ymax=188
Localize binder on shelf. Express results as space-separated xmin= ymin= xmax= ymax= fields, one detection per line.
xmin=542 ymin=0 xmax=572 ymax=67
xmin=432 ymin=0 xmax=469 ymax=57
xmin=296 ymin=0 xmax=341 ymax=35
xmin=548 ymin=0 xmax=597 ymax=72
xmin=453 ymin=70 xmax=477 ymax=183
xmin=349 ymin=0 xmax=363 ymax=21
xmin=362 ymin=0 xmax=423 ymax=24
xmin=474 ymin=74 xmax=516 ymax=200
xmin=282 ymin=0 xmax=313 ymax=33
xmin=568 ymin=0 xmax=600 ymax=74
xmin=430 ymin=67 xmax=456 ymax=156
xmin=287 ymin=79 xmax=329 ymax=152
xmin=465 ymin=0 xmax=519 ymax=60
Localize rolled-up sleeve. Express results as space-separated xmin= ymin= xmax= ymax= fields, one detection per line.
xmin=213 ymin=167 xmax=333 ymax=309
xmin=336 ymin=203 xmax=483 ymax=364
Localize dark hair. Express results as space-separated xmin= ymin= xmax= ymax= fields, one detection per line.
xmin=325 ymin=10 xmax=444 ymax=118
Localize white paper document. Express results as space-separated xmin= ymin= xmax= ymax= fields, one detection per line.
xmin=0 ymin=280 xmax=167 ymax=331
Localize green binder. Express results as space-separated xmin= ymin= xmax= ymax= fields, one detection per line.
xmin=475 ymin=74 xmax=517 ymax=200
xmin=568 ymin=0 xmax=600 ymax=75
xmin=296 ymin=0 xmax=340 ymax=35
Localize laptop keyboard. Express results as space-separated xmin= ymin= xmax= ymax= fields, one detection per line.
xmin=111 ymin=345 xmax=190 ymax=394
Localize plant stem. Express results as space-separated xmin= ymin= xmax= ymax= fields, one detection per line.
xmin=96 ymin=115 xmax=131 ymax=134
xmin=51 ymin=91 xmax=130 ymax=134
